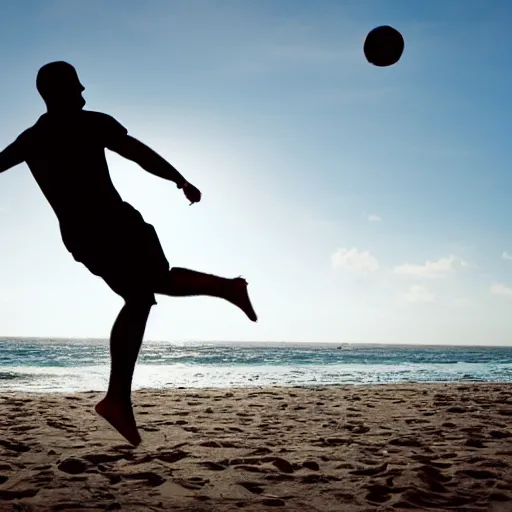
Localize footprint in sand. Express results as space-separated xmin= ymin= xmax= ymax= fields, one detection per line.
xmin=246 ymin=447 xmax=272 ymax=456
xmin=235 ymin=465 xmax=268 ymax=473
xmin=177 ymin=476 xmax=209 ymax=490
xmin=103 ymin=473 xmax=122 ymax=485
xmin=139 ymin=425 xmax=159 ymax=432
xmin=264 ymin=473 xmax=295 ymax=482
xmin=155 ymin=450 xmax=188 ymax=464
xmin=466 ymin=438 xmax=487 ymax=448
xmin=0 ymin=488 xmax=40 ymax=500
xmin=365 ymin=483 xmax=395 ymax=504
xmin=300 ymin=474 xmax=331 ymax=484
xmin=57 ymin=458 xmax=89 ymax=475
xmin=10 ymin=425 xmax=37 ymax=433
xmin=429 ymin=461 xmax=453 ymax=469
xmin=261 ymin=498 xmax=286 ymax=507
xmin=350 ymin=463 xmax=388 ymax=477
xmin=446 ymin=406 xmax=466 ymax=413
xmin=123 ymin=471 xmax=166 ymax=487
xmin=46 ymin=420 xmax=77 ymax=432
xmin=30 ymin=469 xmax=55 ymax=485
xmin=395 ymin=488 xmax=476 ymax=509
xmin=489 ymin=430 xmax=512 ymax=439
xmin=478 ymin=459 xmax=509 ymax=469
xmin=82 ymin=453 xmax=125 ymax=464
xmin=302 ymin=460 xmax=320 ymax=471
xmin=0 ymin=439 xmax=31 ymax=453
xmin=199 ymin=440 xmax=222 ymax=448
xmin=271 ymin=458 xmax=294 ymax=474
xmin=238 ymin=481 xmax=265 ymax=494
xmin=458 ymin=469 xmax=498 ymax=480
xmin=200 ymin=461 xmax=227 ymax=471
xmin=388 ymin=436 xmax=423 ymax=448
xmin=416 ymin=465 xmax=451 ymax=492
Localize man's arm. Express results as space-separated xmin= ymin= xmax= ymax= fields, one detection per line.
xmin=0 ymin=139 xmax=25 ymax=174
xmin=107 ymin=134 xmax=188 ymax=189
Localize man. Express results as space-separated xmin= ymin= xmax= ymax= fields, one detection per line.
xmin=0 ymin=61 xmax=257 ymax=446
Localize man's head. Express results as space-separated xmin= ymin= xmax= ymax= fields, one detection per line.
xmin=36 ymin=61 xmax=86 ymax=112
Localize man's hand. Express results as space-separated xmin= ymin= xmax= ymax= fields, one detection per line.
xmin=182 ymin=182 xmax=201 ymax=205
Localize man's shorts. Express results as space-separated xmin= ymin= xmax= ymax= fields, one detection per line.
xmin=60 ymin=202 xmax=170 ymax=304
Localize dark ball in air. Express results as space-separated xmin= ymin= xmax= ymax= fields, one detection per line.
xmin=364 ymin=25 xmax=404 ymax=67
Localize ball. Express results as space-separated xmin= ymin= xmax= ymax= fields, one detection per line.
xmin=364 ymin=25 xmax=404 ymax=67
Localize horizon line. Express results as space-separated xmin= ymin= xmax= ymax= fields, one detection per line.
xmin=1 ymin=337 xmax=511 ymax=348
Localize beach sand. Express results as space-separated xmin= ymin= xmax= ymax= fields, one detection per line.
xmin=0 ymin=383 xmax=511 ymax=511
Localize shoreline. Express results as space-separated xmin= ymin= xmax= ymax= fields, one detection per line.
xmin=1 ymin=382 xmax=511 ymax=510
xmin=0 ymin=380 xmax=508 ymax=396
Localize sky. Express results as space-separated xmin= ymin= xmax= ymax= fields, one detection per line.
xmin=1 ymin=0 xmax=512 ymax=345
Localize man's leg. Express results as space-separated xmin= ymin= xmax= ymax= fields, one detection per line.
xmin=95 ymin=298 xmax=153 ymax=446
xmin=95 ymin=267 xmax=256 ymax=446
xmin=156 ymin=267 xmax=257 ymax=322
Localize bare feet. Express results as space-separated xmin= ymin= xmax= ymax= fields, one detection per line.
xmin=225 ymin=277 xmax=258 ymax=322
xmin=95 ymin=397 xmax=142 ymax=446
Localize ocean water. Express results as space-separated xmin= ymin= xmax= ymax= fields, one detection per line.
xmin=1 ymin=338 xmax=512 ymax=393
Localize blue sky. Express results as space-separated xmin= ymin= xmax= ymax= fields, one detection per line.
xmin=1 ymin=0 xmax=512 ymax=344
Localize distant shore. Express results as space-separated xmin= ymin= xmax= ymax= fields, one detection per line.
xmin=0 ymin=382 xmax=511 ymax=511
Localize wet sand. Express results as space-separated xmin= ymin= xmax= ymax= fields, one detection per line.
xmin=0 ymin=383 xmax=511 ymax=511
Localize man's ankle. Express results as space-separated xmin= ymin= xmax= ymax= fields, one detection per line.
xmin=104 ymin=390 xmax=132 ymax=405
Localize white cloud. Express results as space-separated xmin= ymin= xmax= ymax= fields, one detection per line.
xmin=393 ymin=255 xmax=467 ymax=279
xmin=490 ymin=282 xmax=512 ymax=299
xmin=366 ymin=214 xmax=382 ymax=222
xmin=403 ymin=285 xmax=435 ymax=304
xmin=331 ymin=248 xmax=379 ymax=273
xmin=502 ymin=251 xmax=512 ymax=261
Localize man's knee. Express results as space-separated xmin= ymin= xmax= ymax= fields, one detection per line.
xmin=123 ymin=292 xmax=157 ymax=308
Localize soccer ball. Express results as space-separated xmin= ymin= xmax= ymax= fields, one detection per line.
xmin=364 ymin=25 xmax=404 ymax=67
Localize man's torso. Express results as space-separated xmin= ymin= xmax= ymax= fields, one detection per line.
xmin=19 ymin=110 xmax=128 ymax=227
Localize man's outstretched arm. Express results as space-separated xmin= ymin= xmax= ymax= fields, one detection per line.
xmin=0 ymin=139 xmax=25 ymax=174
xmin=107 ymin=134 xmax=188 ymax=188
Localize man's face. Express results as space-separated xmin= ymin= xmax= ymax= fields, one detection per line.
xmin=46 ymin=67 xmax=86 ymax=111
xmin=59 ymin=71 xmax=86 ymax=110
xmin=66 ymin=81 xmax=86 ymax=110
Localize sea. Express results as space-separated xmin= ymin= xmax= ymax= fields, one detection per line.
xmin=1 ymin=338 xmax=512 ymax=393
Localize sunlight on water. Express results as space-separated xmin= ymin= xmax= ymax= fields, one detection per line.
xmin=1 ymin=339 xmax=511 ymax=392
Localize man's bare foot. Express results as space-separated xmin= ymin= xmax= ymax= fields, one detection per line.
xmin=225 ymin=277 xmax=258 ymax=322
xmin=95 ymin=397 xmax=142 ymax=446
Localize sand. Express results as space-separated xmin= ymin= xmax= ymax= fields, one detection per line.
xmin=0 ymin=383 xmax=511 ymax=511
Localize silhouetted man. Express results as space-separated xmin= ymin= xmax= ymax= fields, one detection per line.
xmin=0 ymin=61 xmax=257 ymax=446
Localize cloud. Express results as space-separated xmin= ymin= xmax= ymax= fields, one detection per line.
xmin=403 ymin=285 xmax=435 ymax=304
xmin=366 ymin=214 xmax=382 ymax=222
xmin=331 ymin=248 xmax=379 ymax=273
xmin=490 ymin=282 xmax=512 ymax=299
xmin=502 ymin=252 xmax=512 ymax=261
xmin=393 ymin=255 xmax=467 ymax=279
